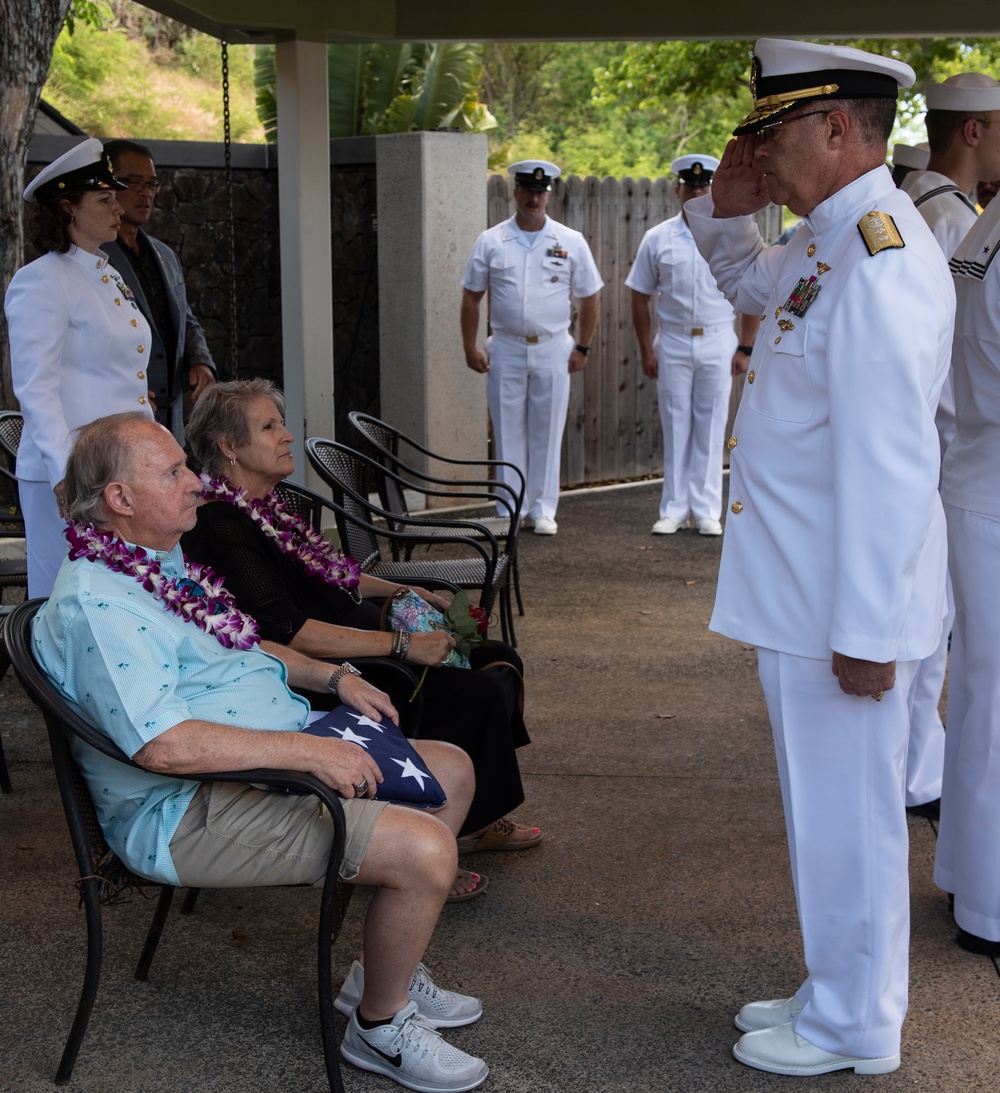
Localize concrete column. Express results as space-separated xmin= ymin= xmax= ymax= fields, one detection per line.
xmin=376 ymin=131 xmax=488 ymax=490
xmin=275 ymin=39 xmax=333 ymax=492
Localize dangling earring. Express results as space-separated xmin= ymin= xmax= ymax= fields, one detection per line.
xmin=230 ymin=456 xmax=236 ymax=467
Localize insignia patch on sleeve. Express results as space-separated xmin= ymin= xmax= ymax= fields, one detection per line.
xmin=857 ymin=211 xmax=905 ymax=256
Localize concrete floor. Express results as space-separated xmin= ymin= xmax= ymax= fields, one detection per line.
xmin=0 ymin=479 xmax=997 ymax=1093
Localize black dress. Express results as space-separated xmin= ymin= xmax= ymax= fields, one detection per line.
xmin=181 ymin=500 xmax=530 ymax=835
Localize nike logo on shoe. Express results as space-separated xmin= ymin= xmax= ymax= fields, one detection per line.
xmin=359 ymin=1032 xmax=403 ymax=1068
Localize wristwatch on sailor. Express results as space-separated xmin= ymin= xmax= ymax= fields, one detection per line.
xmin=574 ymin=344 xmax=591 ymax=356
xmin=328 ymin=661 xmax=362 ymax=693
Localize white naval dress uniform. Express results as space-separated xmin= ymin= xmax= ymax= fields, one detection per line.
xmin=935 ymin=198 xmax=1000 ymax=942
xmin=625 ymin=212 xmax=737 ymax=523
xmin=461 ymin=215 xmax=603 ymax=521
xmin=899 ymin=167 xmax=978 ymax=807
xmin=4 ymin=247 xmax=154 ymax=596
xmin=687 ymin=166 xmax=953 ymax=1058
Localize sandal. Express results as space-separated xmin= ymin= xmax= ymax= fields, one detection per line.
xmin=446 ymin=868 xmax=489 ymax=904
xmin=456 ymin=817 xmax=543 ymax=854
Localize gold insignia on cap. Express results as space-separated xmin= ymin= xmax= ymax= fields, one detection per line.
xmin=534 ymin=167 xmax=544 ymax=180
xmin=858 ymin=211 xmax=904 ymax=256
xmin=106 ymin=155 xmax=113 ymax=172
xmin=750 ymin=57 xmax=761 ymax=100
xmin=693 ymin=162 xmax=703 ymax=175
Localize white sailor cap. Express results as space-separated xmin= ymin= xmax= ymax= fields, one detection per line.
xmin=891 ymin=143 xmax=930 ymax=169
xmin=23 ymin=136 xmax=126 ymax=204
xmin=508 ymin=160 xmax=561 ymax=191
xmin=735 ymin=38 xmax=915 ymax=136
xmin=670 ymin=154 xmax=721 ymax=185
xmin=925 ymin=73 xmax=1000 ymax=113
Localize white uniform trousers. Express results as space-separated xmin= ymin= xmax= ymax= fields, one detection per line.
xmin=20 ymin=479 xmax=65 ymax=599
xmin=935 ymin=504 xmax=1000 ymax=941
xmin=904 ymin=573 xmax=950 ymax=806
xmin=757 ymin=648 xmax=916 ymax=1058
xmin=486 ymin=330 xmax=573 ymax=521
xmin=654 ymin=326 xmax=735 ymax=523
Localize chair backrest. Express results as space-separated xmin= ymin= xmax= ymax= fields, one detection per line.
xmin=0 ymin=411 xmax=23 ymax=470
xmin=273 ymin=480 xmax=330 ymax=532
xmin=348 ymin=414 xmax=410 ymax=522
xmin=4 ymin=599 xmax=149 ymax=900
xmin=304 ymin=440 xmax=383 ymax=568
xmin=0 ymin=465 xmax=25 ymax=539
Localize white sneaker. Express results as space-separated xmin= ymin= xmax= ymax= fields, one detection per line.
xmin=652 ymin=517 xmax=682 ymax=535
xmin=532 ymin=516 xmax=558 ymax=535
xmin=341 ymin=1001 xmax=489 ymax=1092
xmin=697 ymin=518 xmax=723 ymax=536
xmin=335 ymin=960 xmax=482 ymax=1028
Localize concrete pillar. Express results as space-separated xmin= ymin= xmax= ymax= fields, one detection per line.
xmin=275 ymin=40 xmax=334 ymax=492
xmin=376 ymin=132 xmax=488 ymax=489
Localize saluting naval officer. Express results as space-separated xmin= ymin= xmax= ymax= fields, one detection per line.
xmin=627 ymin=154 xmax=760 ymax=537
xmin=460 ymin=160 xmax=603 ymax=536
xmin=685 ymin=39 xmax=953 ymax=1075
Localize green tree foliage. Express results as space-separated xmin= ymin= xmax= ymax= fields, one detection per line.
xmin=254 ymin=42 xmax=496 ymax=142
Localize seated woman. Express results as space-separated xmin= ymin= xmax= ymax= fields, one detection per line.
xmin=182 ymin=379 xmax=541 ymax=878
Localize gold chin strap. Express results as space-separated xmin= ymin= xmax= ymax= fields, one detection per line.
xmin=755 ymin=83 xmax=840 ymax=108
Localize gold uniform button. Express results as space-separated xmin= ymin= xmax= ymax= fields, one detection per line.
xmin=138 ymin=396 xmax=147 ymax=405
xmin=807 ymin=244 xmax=816 ymax=257
xmin=731 ymin=500 xmax=743 ymax=514
xmin=114 ymin=298 xmax=122 ymax=306
xmin=550 ymin=276 xmax=558 ymax=282
xmin=747 ymin=370 xmax=755 ymax=383
xmin=137 ymin=371 xmax=145 ymax=380
xmin=131 ymin=319 xmax=138 ymax=327
xmin=137 ymin=345 xmax=145 ymax=353
xmin=102 ymin=275 xmax=110 ymax=283
xmin=727 ymin=436 xmax=738 ymax=450
xmin=774 ymin=336 xmax=781 ymax=344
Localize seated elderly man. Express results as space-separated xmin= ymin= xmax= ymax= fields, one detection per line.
xmin=32 ymin=412 xmax=489 ymax=1093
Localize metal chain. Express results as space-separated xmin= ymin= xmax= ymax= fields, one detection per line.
xmin=221 ymin=38 xmax=239 ymax=377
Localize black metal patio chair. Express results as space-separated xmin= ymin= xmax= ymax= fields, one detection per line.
xmin=4 ymin=598 xmax=351 ymax=1091
xmin=0 ymin=410 xmax=23 ymax=470
xmin=304 ymin=439 xmax=515 ymax=644
xmin=0 ymin=461 xmax=28 ymax=792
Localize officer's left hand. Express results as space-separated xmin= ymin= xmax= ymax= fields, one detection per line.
xmin=189 ymin=364 xmax=216 ymax=400
xmin=568 ymin=348 xmax=588 ymax=374
xmin=831 ymin=652 xmax=896 ymax=699
xmin=732 ymin=349 xmax=750 ymax=376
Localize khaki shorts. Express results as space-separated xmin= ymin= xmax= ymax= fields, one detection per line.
xmin=168 ymin=782 xmax=387 ymax=887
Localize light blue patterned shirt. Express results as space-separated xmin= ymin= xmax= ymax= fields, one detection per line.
xmin=33 ymin=543 xmax=310 ymax=885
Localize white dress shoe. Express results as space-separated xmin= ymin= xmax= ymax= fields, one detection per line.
xmin=697 ymin=518 xmax=723 ymax=536
xmin=735 ymin=995 xmax=803 ymax=1032
xmin=733 ymin=1023 xmax=901 ymax=1076
xmin=652 ymin=516 xmax=682 ymax=535
xmin=532 ymin=516 xmax=558 ymax=535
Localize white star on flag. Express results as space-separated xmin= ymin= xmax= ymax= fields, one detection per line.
xmin=346 ymin=711 xmax=386 ymax=733
xmin=392 ymin=756 xmax=430 ymax=790
xmin=332 ymin=725 xmax=372 ymax=747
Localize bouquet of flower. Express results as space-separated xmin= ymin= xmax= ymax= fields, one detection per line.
xmin=410 ymin=589 xmax=492 ymax=700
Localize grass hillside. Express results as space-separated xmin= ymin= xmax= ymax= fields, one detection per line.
xmin=43 ymin=1 xmax=263 ymax=143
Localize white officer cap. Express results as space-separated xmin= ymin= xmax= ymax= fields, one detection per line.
xmin=670 ymin=154 xmax=721 ymax=185
xmin=924 ymin=73 xmax=1000 ymax=113
xmin=508 ymin=160 xmax=561 ymax=191
xmin=23 ymin=137 xmax=126 ymax=204
xmin=891 ymin=143 xmax=929 ymax=169
xmin=735 ymin=38 xmax=915 ymax=136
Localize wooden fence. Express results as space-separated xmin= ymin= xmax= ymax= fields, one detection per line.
xmin=487 ymin=175 xmax=781 ymax=489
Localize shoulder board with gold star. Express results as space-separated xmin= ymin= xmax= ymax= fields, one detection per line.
xmin=857 ymin=211 xmax=905 ymax=256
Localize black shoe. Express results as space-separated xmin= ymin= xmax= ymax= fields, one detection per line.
xmin=956 ymin=927 xmax=1000 ymax=957
xmin=906 ymin=798 xmax=940 ymax=821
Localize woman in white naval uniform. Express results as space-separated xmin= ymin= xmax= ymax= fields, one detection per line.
xmin=5 ymin=138 xmax=154 ymax=597
xmin=461 ymin=160 xmax=602 ymax=535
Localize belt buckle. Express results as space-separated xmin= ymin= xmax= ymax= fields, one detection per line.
xmin=691 ymin=327 xmax=704 ymax=336
xmin=525 ymin=335 xmax=539 ymax=344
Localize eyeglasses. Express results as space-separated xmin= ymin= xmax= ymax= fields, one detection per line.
xmin=118 ymin=176 xmax=161 ymax=194
xmin=755 ymin=110 xmax=830 ymax=143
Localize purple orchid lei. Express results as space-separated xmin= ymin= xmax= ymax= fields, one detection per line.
xmin=200 ymin=474 xmax=362 ymax=599
xmin=64 ymin=521 xmax=261 ymax=650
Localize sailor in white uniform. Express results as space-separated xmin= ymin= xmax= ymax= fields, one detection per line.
xmin=627 ymin=154 xmax=760 ymax=537
xmin=935 ymin=195 xmax=1000 ymax=958
xmin=460 ymin=160 xmax=603 ymax=536
xmin=899 ymin=74 xmax=1000 ymax=819
xmin=686 ymin=38 xmax=953 ymax=1077
xmin=4 ymin=137 xmax=154 ymax=596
